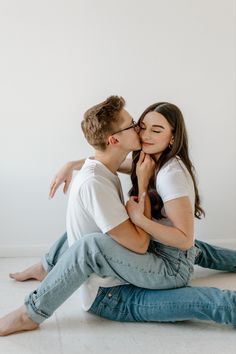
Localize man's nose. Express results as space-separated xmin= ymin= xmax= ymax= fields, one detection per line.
xmin=135 ymin=125 xmax=140 ymax=133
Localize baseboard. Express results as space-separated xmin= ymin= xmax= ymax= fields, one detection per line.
xmin=0 ymin=238 xmax=235 ymax=257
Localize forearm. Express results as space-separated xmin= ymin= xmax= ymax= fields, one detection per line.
xmin=132 ymin=183 xmax=151 ymax=252
xmin=138 ymin=181 xmax=152 ymax=220
xmin=136 ymin=216 xmax=193 ymax=250
xmin=139 ymin=191 xmax=152 ymax=220
xmin=133 ymin=225 xmax=150 ymax=253
xmin=67 ymin=158 xmax=87 ymax=171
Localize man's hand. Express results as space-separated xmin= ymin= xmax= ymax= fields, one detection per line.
xmin=126 ymin=192 xmax=146 ymax=226
xmin=49 ymin=162 xmax=74 ymax=198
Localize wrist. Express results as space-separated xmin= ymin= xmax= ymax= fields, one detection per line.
xmin=138 ymin=182 xmax=148 ymax=192
xmin=69 ymin=159 xmax=84 ymax=171
xmin=135 ymin=213 xmax=147 ymax=228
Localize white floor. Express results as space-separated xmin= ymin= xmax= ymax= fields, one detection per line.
xmin=0 ymin=257 xmax=235 ymax=354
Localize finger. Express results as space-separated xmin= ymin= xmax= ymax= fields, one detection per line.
xmin=50 ymin=178 xmax=57 ymax=190
xmin=63 ymin=178 xmax=71 ymax=194
xmin=144 ymin=154 xmax=153 ymax=164
xmin=48 ymin=182 xmax=56 ymax=198
xmin=140 ymin=151 xmax=145 ymax=158
xmin=49 ymin=183 xmax=58 ymax=199
xmin=138 ymin=151 xmax=145 ymax=161
xmin=137 ymin=152 xmax=145 ymax=167
xmin=130 ymin=196 xmax=139 ymax=202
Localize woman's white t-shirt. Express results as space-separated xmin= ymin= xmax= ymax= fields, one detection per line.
xmin=155 ymin=157 xmax=195 ymax=228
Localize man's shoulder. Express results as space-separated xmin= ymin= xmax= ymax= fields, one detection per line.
xmin=74 ymin=171 xmax=114 ymax=196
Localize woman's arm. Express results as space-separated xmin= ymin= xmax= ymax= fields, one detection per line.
xmin=126 ymin=152 xmax=154 ymax=224
xmin=49 ymin=159 xmax=87 ymax=198
xmin=128 ymin=196 xmax=194 ymax=250
xmin=49 ymin=157 xmax=132 ymax=198
xmin=137 ymin=153 xmax=154 ymax=219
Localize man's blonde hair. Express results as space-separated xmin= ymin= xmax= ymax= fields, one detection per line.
xmin=81 ymin=95 xmax=125 ymax=150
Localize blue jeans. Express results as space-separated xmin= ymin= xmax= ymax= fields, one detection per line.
xmin=25 ymin=233 xmax=236 ymax=326
xmin=43 ymin=234 xmax=198 ymax=289
xmin=89 ymin=285 xmax=236 ymax=324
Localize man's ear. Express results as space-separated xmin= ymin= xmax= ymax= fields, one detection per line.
xmin=107 ymin=135 xmax=119 ymax=146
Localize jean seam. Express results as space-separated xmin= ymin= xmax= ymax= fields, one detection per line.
xmin=33 ymin=265 xmax=77 ymax=303
xmin=95 ymin=252 xmax=176 ymax=277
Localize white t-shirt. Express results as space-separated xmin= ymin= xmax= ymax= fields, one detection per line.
xmin=66 ymin=158 xmax=129 ymax=310
xmin=155 ymin=157 xmax=195 ymax=228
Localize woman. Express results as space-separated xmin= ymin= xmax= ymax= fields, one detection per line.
xmin=2 ymin=102 xmax=236 ymax=336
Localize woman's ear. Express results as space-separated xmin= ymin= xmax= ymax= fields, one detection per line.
xmin=168 ymin=136 xmax=174 ymax=149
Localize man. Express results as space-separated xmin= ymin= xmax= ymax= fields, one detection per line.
xmin=0 ymin=95 xmax=157 ymax=335
xmin=1 ymin=96 xmax=236 ymax=335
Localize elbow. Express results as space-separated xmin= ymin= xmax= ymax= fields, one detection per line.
xmin=180 ymin=238 xmax=194 ymax=251
xmin=137 ymin=235 xmax=150 ymax=254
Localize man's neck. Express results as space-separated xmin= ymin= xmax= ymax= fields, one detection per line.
xmin=94 ymin=150 xmax=128 ymax=174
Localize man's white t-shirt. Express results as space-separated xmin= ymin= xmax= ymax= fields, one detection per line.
xmin=66 ymin=158 xmax=129 ymax=311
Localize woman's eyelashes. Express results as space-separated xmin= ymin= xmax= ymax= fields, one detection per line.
xmin=140 ymin=126 xmax=161 ymax=134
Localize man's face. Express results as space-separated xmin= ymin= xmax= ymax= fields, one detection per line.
xmin=111 ymin=109 xmax=141 ymax=152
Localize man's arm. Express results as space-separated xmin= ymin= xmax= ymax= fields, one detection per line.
xmin=108 ymin=217 xmax=150 ymax=255
xmin=80 ymin=176 xmax=151 ymax=255
xmin=128 ymin=196 xmax=194 ymax=251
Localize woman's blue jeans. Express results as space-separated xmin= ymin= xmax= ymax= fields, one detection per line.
xmin=24 ymin=233 xmax=236 ymax=326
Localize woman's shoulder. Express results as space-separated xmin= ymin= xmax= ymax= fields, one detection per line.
xmin=155 ymin=157 xmax=194 ymax=201
xmin=158 ymin=156 xmax=184 ymax=176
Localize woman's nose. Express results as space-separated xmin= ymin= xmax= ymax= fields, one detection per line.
xmin=140 ymin=130 xmax=149 ymax=139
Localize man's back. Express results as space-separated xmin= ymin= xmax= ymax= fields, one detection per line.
xmin=66 ymin=158 xmax=129 ymax=246
xmin=66 ymin=158 xmax=129 ymax=310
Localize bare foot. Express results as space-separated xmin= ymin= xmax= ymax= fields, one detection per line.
xmin=0 ymin=305 xmax=39 ymax=336
xmin=9 ymin=262 xmax=47 ymax=282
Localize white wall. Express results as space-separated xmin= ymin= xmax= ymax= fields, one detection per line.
xmin=0 ymin=0 xmax=235 ymax=256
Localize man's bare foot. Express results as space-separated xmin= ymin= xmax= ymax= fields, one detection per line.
xmin=0 ymin=305 xmax=39 ymax=336
xmin=9 ymin=262 xmax=47 ymax=282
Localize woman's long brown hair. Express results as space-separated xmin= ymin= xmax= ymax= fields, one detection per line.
xmin=129 ymin=102 xmax=205 ymax=220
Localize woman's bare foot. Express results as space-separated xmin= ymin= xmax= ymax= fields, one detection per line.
xmin=0 ymin=305 xmax=39 ymax=336
xmin=9 ymin=262 xmax=47 ymax=282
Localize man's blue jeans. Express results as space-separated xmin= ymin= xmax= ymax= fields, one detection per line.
xmin=24 ymin=233 xmax=236 ymax=326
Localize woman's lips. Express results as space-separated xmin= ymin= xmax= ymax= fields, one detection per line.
xmin=142 ymin=142 xmax=154 ymax=146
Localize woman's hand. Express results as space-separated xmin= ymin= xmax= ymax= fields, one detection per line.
xmin=49 ymin=158 xmax=87 ymax=198
xmin=136 ymin=152 xmax=155 ymax=189
xmin=126 ymin=193 xmax=146 ymax=226
xmin=49 ymin=162 xmax=74 ymax=198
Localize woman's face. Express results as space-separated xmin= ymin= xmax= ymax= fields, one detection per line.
xmin=139 ymin=111 xmax=174 ymax=158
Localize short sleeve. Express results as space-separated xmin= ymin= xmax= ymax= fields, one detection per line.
xmin=156 ymin=165 xmax=189 ymax=203
xmin=80 ymin=176 xmax=129 ymax=233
